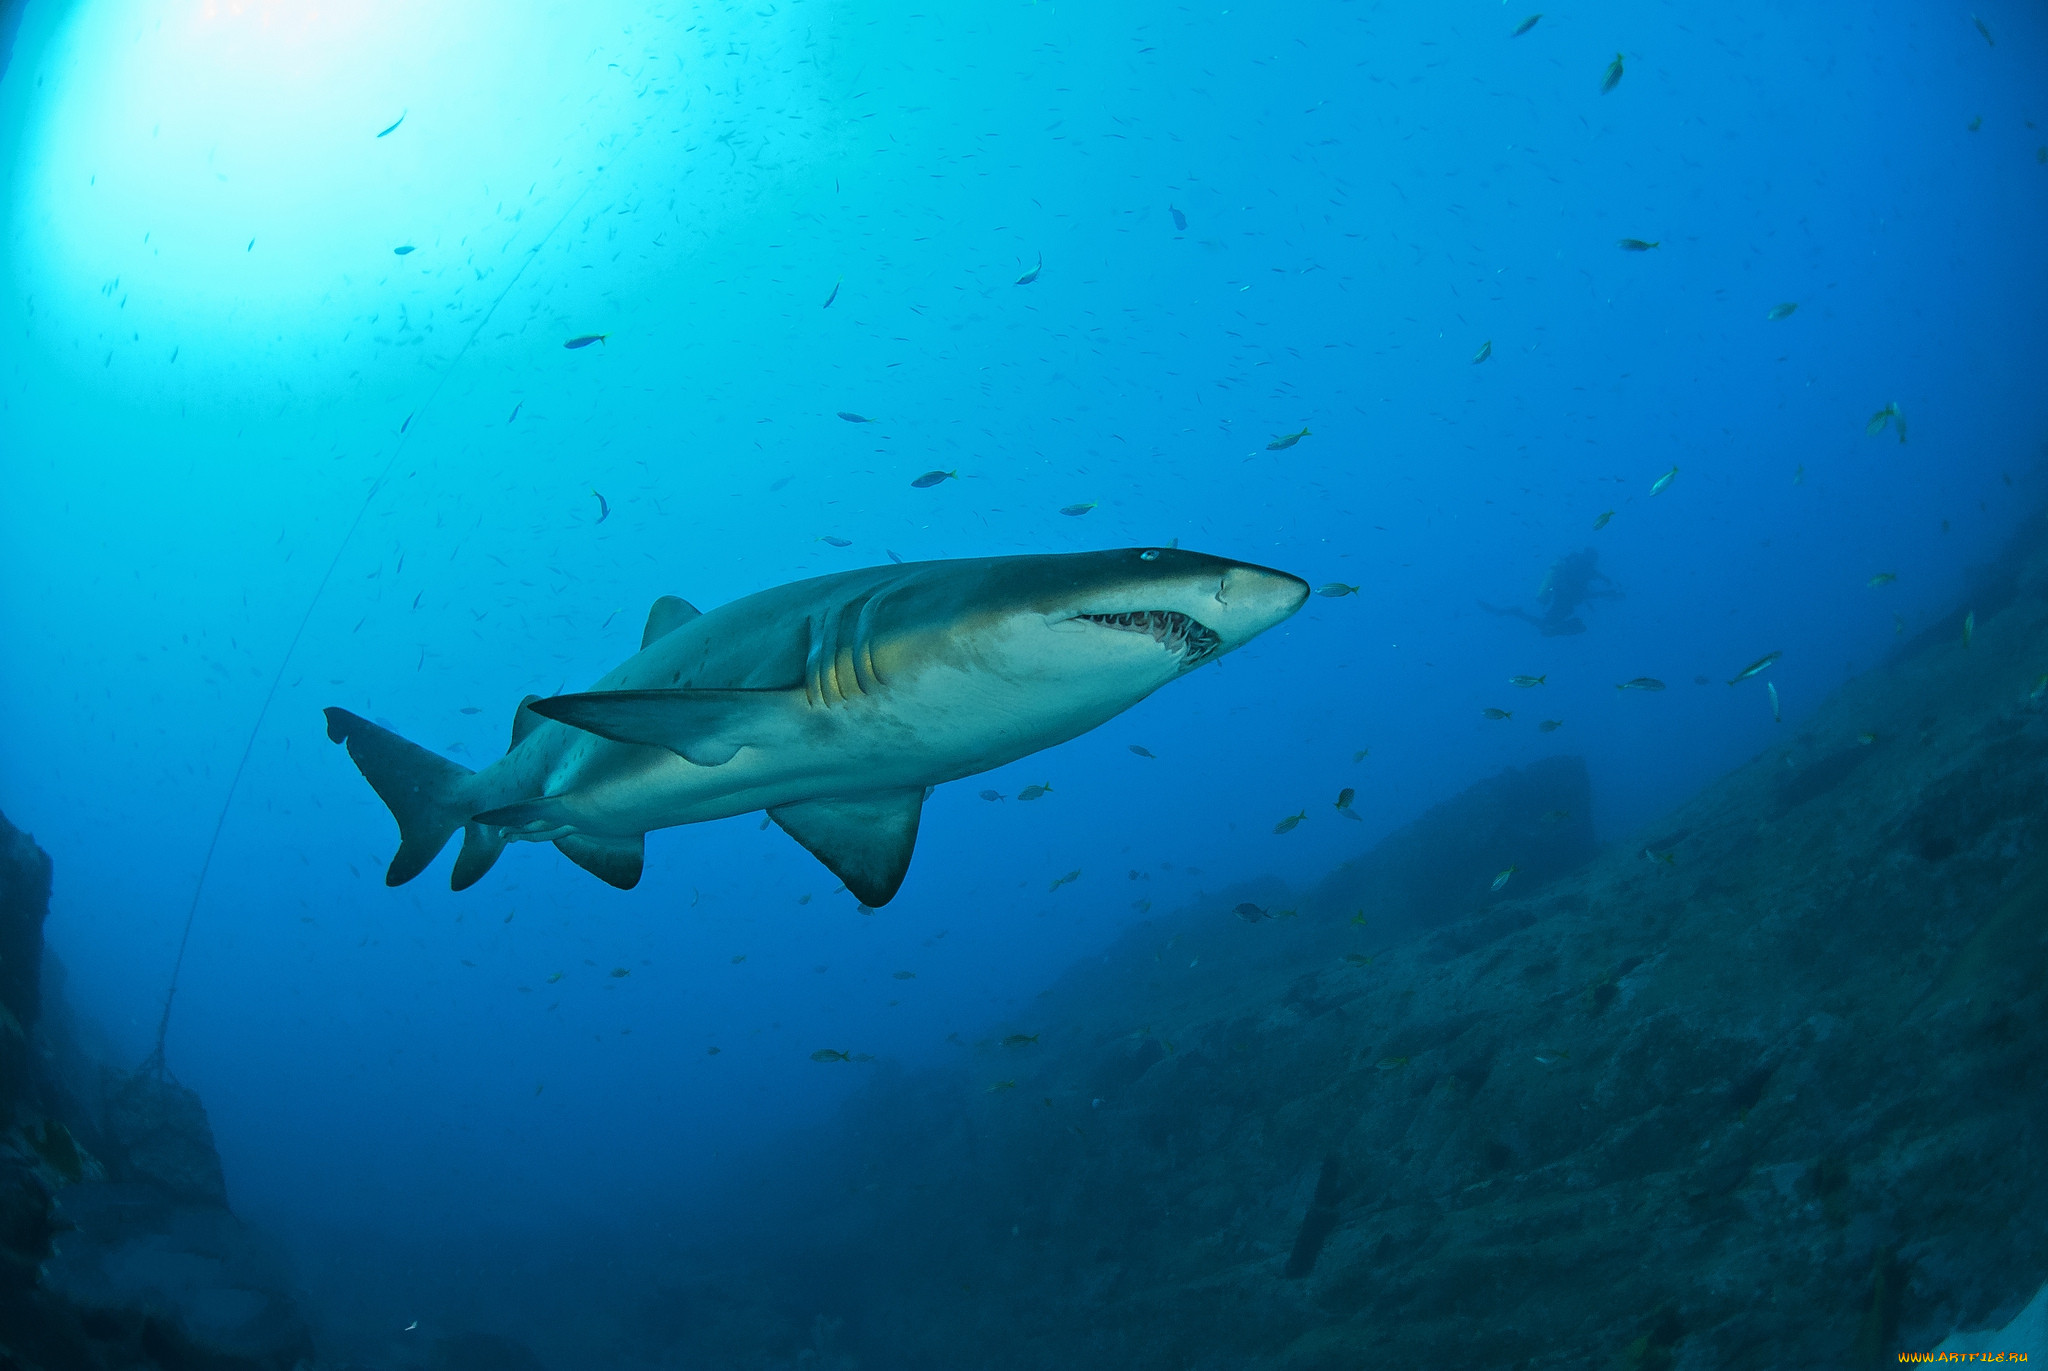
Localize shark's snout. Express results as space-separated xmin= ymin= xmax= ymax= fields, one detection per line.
xmin=1216 ymin=564 xmax=1311 ymax=631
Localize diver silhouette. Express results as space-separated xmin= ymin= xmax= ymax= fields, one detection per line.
xmin=1478 ymin=547 xmax=1621 ymax=636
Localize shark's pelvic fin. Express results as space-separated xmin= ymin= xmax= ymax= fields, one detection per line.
xmin=554 ymin=833 xmax=645 ymax=890
xmin=769 ymin=789 xmax=925 ymax=907
xmin=527 ymin=688 xmax=794 ymax=767
xmin=323 ymin=707 xmax=475 ymax=886
xmin=509 ymin=694 xmax=546 ymax=751
xmin=642 ymin=595 xmax=703 ymax=649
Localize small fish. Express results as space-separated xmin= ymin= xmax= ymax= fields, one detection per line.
xmin=797 ymin=894 xmax=811 ymax=905
xmin=1963 ymin=610 xmax=1975 ymax=648
xmin=1600 ymin=52 xmax=1624 ymax=93
xmin=1973 ymin=13 xmax=1994 ymax=45
xmin=1767 ymin=682 xmax=1782 ymax=721
xmin=1615 ymin=677 xmax=1667 ymax=692
xmin=1866 ymin=402 xmax=1899 ymax=436
xmin=1317 ymin=583 xmax=1359 ymax=598
xmin=377 ymin=112 xmax=407 ymax=138
xmin=1266 ymin=427 xmax=1311 ymax=450
xmin=508 ymin=402 xmax=521 ymax=423
xmin=1003 ymin=1034 xmax=1039 ymax=1047
xmin=1893 ymin=614 xmax=1905 ymax=636
xmin=1060 ymin=502 xmax=1097 ymax=517
xmin=1049 ymin=869 xmax=1081 ymax=891
xmin=817 ymin=535 xmax=852 ymax=547
xmin=1129 ymin=744 xmax=1155 ymax=758
xmin=731 ymin=954 xmax=746 ymax=964
xmin=1014 ymin=253 xmax=1043 ymax=286
xmin=546 ymin=972 xmax=562 ymax=983
xmin=1726 ymin=650 xmax=1781 ymax=685
xmin=893 ymin=971 xmax=916 ymax=980
xmin=910 ymin=469 xmax=958 ymax=489
xmin=1510 ymin=674 xmax=1546 ymax=688
xmin=1483 ymin=707 xmax=1513 ymax=720
xmin=822 ymin=277 xmax=841 ymax=309
xmin=1349 ymin=911 xmax=1366 ymax=925
xmin=1471 ymin=339 xmax=1493 ymax=364
xmin=2030 ymin=674 xmax=2047 ymax=701
xmin=1542 ymin=809 xmax=1571 ymax=823
xmin=1617 ymin=238 xmax=1660 ymax=251
xmin=393 ymin=244 xmax=416 ymax=256
xmin=1650 ymin=465 xmax=1679 ymax=496
xmin=1968 ymin=115 xmax=1983 ymax=131
xmin=1644 ymin=849 xmax=1676 ymax=867
xmin=1793 ymin=464 xmax=1805 ymax=485
xmin=1353 ymin=748 xmax=1370 ymax=761
xmin=988 ymin=1079 xmax=1017 ymax=1092
xmin=887 ymin=550 xmax=905 ymax=564
xmin=460 ymin=706 xmax=482 ymax=715
xmin=591 ymin=489 xmax=610 ymax=523
xmin=979 ymin=789 xmax=1005 ymax=802
xmin=707 ymin=1046 xmax=721 ymax=1055
xmin=1334 ymin=787 xmax=1356 ymax=811
xmin=1169 ymin=205 xmax=1187 ymax=230
xmin=1592 ymin=510 xmax=1614 ymax=530
xmin=1234 ymin=902 xmax=1268 ymax=922
xmin=1017 ymin=783 xmax=1053 ymax=801
xmin=837 ymin=411 xmax=873 ymax=423
xmin=1868 ymin=572 xmax=1896 ymax=588
xmin=400 ymin=412 xmax=413 ymax=434
xmin=1767 ymin=302 xmax=1798 ymax=321
xmin=1856 ymin=731 xmax=1877 ymax=746
xmin=609 ymin=967 xmax=629 ymax=978
xmin=1273 ymin=810 xmax=1308 ymax=834
xmin=1512 ymin=14 xmax=1541 ymax=36
xmin=1492 ymin=866 xmax=1518 ymax=892
xmin=811 ymin=1049 xmax=851 ymax=1063
xmin=1345 ymin=953 xmax=1374 ymax=966
xmin=1376 ymin=1056 xmax=1410 ymax=1071
xmin=564 ymin=333 xmax=608 ymax=349
xmin=1538 ymin=719 xmax=1564 ymax=732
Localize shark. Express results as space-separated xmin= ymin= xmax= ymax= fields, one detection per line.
xmin=323 ymin=546 xmax=1308 ymax=906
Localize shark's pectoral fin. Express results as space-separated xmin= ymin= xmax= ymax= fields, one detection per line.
xmin=554 ymin=833 xmax=645 ymax=890
xmin=507 ymin=694 xmax=547 ymax=751
xmin=527 ymin=688 xmax=795 ymax=767
xmin=643 ymin=595 xmax=703 ymax=648
xmin=770 ymin=790 xmax=925 ymax=907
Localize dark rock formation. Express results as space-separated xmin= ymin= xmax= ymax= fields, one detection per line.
xmin=0 ymin=810 xmax=314 ymax=1371
xmin=637 ymin=523 xmax=2048 ymax=1369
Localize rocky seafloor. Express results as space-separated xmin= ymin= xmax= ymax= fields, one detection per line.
xmin=10 ymin=511 xmax=2048 ymax=1367
xmin=626 ymin=524 xmax=2048 ymax=1369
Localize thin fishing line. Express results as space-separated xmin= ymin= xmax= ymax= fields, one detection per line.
xmin=146 ymin=152 xmax=618 ymax=1075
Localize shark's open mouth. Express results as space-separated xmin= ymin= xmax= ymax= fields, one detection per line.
xmin=1075 ymin=609 xmax=1221 ymax=664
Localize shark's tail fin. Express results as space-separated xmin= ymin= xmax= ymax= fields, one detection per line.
xmin=324 ymin=707 xmax=499 ymax=888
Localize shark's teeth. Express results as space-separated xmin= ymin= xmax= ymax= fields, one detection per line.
xmin=1076 ymin=609 xmax=1221 ymax=664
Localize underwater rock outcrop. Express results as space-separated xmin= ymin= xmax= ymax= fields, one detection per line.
xmin=653 ymin=522 xmax=2048 ymax=1369
xmin=0 ymin=810 xmax=314 ymax=1371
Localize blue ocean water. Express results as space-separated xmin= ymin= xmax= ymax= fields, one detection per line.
xmin=1 ymin=0 xmax=2043 ymax=1357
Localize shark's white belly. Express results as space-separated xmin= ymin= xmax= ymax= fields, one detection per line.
xmin=512 ymin=657 xmax=1150 ymax=839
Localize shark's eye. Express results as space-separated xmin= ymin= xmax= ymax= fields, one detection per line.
xmin=1139 ymin=549 xmax=1161 ymax=561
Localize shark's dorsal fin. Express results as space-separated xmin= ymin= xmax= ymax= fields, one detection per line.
xmin=769 ymin=790 xmax=925 ymax=907
xmin=643 ymin=595 xmax=702 ymax=649
xmin=555 ymin=833 xmax=644 ymax=890
xmin=509 ymin=694 xmax=545 ymax=751
xmin=527 ymin=688 xmax=795 ymax=767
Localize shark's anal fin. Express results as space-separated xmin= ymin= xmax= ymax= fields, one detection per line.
xmin=509 ymin=694 xmax=545 ymax=751
xmin=527 ymin=688 xmax=795 ymax=767
xmin=555 ymin=833 xmax=645 ymax=890
xmin=643 ymin=595 xmax=702 ymax=649
xmin=769 ymin=790 xmax=926 ymax=907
